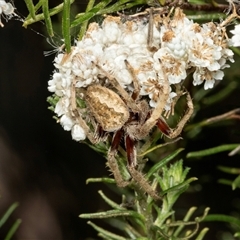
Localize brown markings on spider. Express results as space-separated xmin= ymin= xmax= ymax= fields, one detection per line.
xmin=85 ymin=85 xmax=129 ymax=132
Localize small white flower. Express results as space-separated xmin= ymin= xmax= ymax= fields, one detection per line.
xmin=71 ymin=124 xmax=86 ymax=141
xmin=193 ymin=68 xmax=224 ymax=89
xmin=60 ymin=114 xmax=74 ymax=131
xmin=229 ymin=24 xmax=240 ymax=47
xmin=203 ymin=79 xmax=215 ymax=90
xmin=102 ymin=19 xmax=121 ymax=43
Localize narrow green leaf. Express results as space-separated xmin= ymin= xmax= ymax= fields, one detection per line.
xmin=72 ymin=0 xmax=112 ymax=28
xmin=4 ymin=219 xmax=22 ymax=240
xmin=187 ymin=144 xmax=239 ymax=158
xmin=80 ymin=209 xmax=144 ymax=221
xmin=204 ymin=214 xmax=240 ymax=226
xmin=23 ymin=0 xmax=75 ymax=28
xmin=139 ymin=137 xmax=182 ymax=157
xmin=71 ymin=0 xmax=146 ymax=28
xmin=42 ymin=0 xmax=54 ymax=37
xmin=173 ymin=207 xmax=197 ymax=237
xmin=99 ymin=0 xmax=146 ymax=15
xmin=75 ymin=0 xmax=111 ymax=19
xmin=218 ymin=165 xmax=240 ymax=174
xmin=24 ymin=0 xmax=36 ymax=20
xmin=160 ymin=177 xmax=198 ymax=196
xmin=0 ymin=203 xmax=19 ymax=228
xmin=24 ymin=1 xmax=42 ymax=21
xmin=232 ymin=175 xmax=240 ymax=190
xmin=98 ymin=190 xmax=125 ymax=210
xmin=88 ymin=221 xmax=126 ymax=240
xmin=62 ymin=0 xmax=71 ymax=52
xmin=78 ymin=0 xmax=96 ymax=41
xmin=86 ymin=177 xmax=115 ymax=184
xmin=218 ymin=178 xmax=232 ymax=186
xmin=146 ymin=148 xmax=184 ymax=179
xmin=195 ymin=228 xmax=209 ymax=240
xmin=188 ymin=13 xmax=226 ymax=21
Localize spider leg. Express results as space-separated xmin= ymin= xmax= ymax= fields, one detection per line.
xmin=107 ymin=129 xmax=129 ymax=187
xmin=93 ymin=125 xmax=108 ymax=142
xmin=167 ymin=89 xmax=194 ymax=138
xmin=147 ymin=8 xmax=157 ymax=52
xmin=124 ymin=60 xmax=140 ymax=101
xmin=138 ymin=66 xmax=170 ymax=138
xmin=125 ymin=135 xmax=137 ymax=167
xmin=156 ymin=89 xmax=193 ymax=138
xmin=156 ymin=116 xmax=172 ymax=136
xmin=94 ymin=63 xmax=140 ymax=113
xmin=70 ymin=77 xmax=95 ymax=143
xmin=125 ymin=135 xmax=161 ymax=200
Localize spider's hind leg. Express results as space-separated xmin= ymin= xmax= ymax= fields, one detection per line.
xmin=107 ymin=129 xmax=129 ymax=187
xmin=125 ymin=135 xmax=161 ymax=200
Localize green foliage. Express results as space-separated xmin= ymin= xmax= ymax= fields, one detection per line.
xmin=0 ymin=202 xmax=21 ymax=240
xmin=80 ymin=158 xmax=208 ymax=239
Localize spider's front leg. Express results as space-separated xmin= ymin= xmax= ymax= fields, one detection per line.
xmin=135 ymin=68 xmax=170 ymax=139
xmin=70 ymin=78 xmax=96 ymax=143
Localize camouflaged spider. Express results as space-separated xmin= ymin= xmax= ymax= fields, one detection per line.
xmin=69 ymin=10 xmax=194 ymax=200
xmin=70 ymin=59 xmax=193 ymax=200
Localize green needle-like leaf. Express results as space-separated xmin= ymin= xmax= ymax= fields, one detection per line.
xmin=72 ymin=0 xmax=112 ymax=29
xmin=0 ymin=202 xmax=19 ymax=228
xmin=146 ymin=148 xmax=184 ymax=179
xmin=62 ymin=0 xmax=71 ymax=52
xmin=218 ymin=165 xmax=240 ymax=174
xmin=24 ymin=0 xmax=37 ymax=20
xmin=187 ymin=144 xmax=240 ymax=158
xmin=195 ymin=228 xmax=209 ymax=240
xmin=204 ymin=214 xmax=240 ymax=227
xmin=42 ymin=0 xmax=54 ymax=37
xmin=232 ymin=175 xmax=240 ymax=190
xmin=86 ymin=177 xmax=116 ymax=184
xmin=4 ymin=219 xmax=22 ymax=240
xmin=160 ymin=177 xmax=197 ymax=196
xmin=98 ymin=190 xmax=125 ymax=210
xmin=77 ymin=0 xmax=96 ymax=40
xmin=88 ymin=221 xmax=126 ymax=240
xmin=80 ymin=209 xmax=144 ymax=221
xmin=23 ymin=0 xmax=75 ymax=28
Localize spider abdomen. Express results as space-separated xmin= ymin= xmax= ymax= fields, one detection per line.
xmin=85 ymin=85 xmax=130 ymax=132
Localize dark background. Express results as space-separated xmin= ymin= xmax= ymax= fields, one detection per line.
xmin=0 ymin=1 xmax=240 ymax=239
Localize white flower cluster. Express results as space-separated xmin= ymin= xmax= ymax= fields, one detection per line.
xmin=48 ymin=8 xmax=235 ymax=141
xmin=0 ymin=0 xmax=16 ymax=27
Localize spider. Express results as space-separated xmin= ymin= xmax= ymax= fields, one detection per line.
xmin=69 ymin=10 xmax=194 ymax=200
xmin=70 ymin=58 xmax=193 ymax=200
